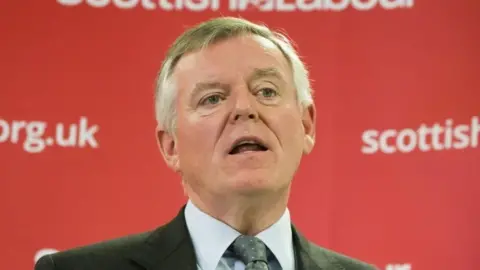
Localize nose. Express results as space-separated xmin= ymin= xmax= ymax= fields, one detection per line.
xmin=229 ymin=89 xmax=259 ymax=123
xmin=233 ymin=111 xmax=257 ymax=121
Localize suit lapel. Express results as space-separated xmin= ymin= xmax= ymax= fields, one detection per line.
xmin=127 ymin=206 xmax=198 ymax=270
xmin=292 ymin=225 xmax=339 ymax=270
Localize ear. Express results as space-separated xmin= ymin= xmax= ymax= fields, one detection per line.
xmin=156 ymin=126 xmax=180 ymax=172
xmin=301 ymin=103 xmax=316 ymax=154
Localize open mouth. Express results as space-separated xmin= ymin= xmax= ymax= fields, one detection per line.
xmin=228 ymin=138 xmax=269 ymax=155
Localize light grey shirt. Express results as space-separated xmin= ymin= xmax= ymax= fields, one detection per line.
xmin=184 ymin=200 xmax=296 ymax=270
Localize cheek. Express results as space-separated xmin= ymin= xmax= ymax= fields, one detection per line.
xmin=277 ymin=110 xmax=305 ymax=150
xmin=176 ymin=115 xmax=219 ymax=161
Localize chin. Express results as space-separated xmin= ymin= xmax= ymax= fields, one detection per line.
xmin=227 ymin=172 xmax=280 ymax=195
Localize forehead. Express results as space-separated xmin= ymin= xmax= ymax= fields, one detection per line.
xmin=173 ymin=35 xmax=292 ymax=89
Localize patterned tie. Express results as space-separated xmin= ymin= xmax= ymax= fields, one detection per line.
xmin=231 ymin=235 xmax=270 ymax=270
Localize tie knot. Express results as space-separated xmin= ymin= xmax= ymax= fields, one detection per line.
xmin=231 ymin=235 xmax=268 ymax=265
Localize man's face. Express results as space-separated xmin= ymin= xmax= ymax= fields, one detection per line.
xmin=159 ymin=34 xmax=315 ymax=198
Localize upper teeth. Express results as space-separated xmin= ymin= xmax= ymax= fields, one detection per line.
xmin=236 ymin=140 xmax=259 ymax=146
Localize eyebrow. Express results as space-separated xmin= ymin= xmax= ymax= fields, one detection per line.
xmin=191 ymin=82 xmax=230 ymax=98
xmin=247 ymin=67 xmax=285 ymax=82
xmin=190 ymin=67 xmax=284 ymax=98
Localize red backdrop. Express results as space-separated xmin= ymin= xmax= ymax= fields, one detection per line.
xmin=1 ymin=1 xmax=479 ymax=269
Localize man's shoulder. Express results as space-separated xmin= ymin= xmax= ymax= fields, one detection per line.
xmin=306 ymin=241 xmax=378 ymax=270
xmin=58 ymin=229 xmax=154 ymax=255
xmin=35 ymin=207 xmax=194 ymax=270
xmin=35 ymin=228 xmax=159 ymax=270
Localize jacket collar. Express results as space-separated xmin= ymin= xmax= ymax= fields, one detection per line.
xmin=292 ymin=225 xmax=337 ymax=270
xmin=127 ymin=206 xmax=197 ymax=270
xmin=127 ymin=205 xmax=335 ymax=270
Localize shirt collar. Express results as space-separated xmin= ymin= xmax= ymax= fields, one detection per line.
xmin=184 ymin=200 xmax=241 ymax=270
xmin=256 ymin=207 xmax=295 ymax=270
xmin=184 ymin=199 xmax=294 ymax=270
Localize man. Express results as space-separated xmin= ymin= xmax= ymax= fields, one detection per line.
xmin=35 ymin=17 xmax=377 ymax=270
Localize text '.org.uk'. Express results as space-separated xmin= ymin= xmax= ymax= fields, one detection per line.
xmin=0 ymin=117 xmax=99 ymax=153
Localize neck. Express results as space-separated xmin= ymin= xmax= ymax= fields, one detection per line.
xmin=186 ymin=187 xmax=290 ymax=235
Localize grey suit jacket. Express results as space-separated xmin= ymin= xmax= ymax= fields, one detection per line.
xmin=35 ymin=206 xmax=377 ymax=270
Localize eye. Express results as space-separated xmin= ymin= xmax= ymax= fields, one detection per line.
xmin=257 ymin=88 xmax=278 ymax=98
xmin=199 ymin=94 xmax=224 ymax=106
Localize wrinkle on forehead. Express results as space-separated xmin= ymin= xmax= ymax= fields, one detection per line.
xmin=176 ymin=34 xmax=288 ymax=69
xmin=173 ymin=34 xmax=293 ymax=97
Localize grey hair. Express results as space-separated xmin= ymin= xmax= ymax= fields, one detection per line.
xmin=154 ymin=16 xmax=313 ymax=135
